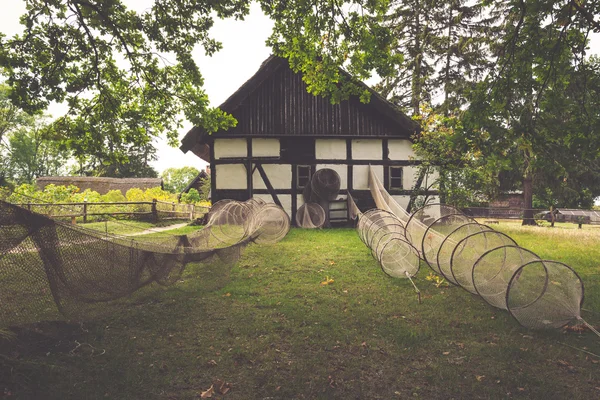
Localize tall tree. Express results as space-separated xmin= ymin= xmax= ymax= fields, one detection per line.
xmin=0 ymin=83 xmax=32 ymax=144
xmin=465 ymin=0 xmax=600 ymax=224
xmin=376 ymin=0 xmax=436 ymax=115
xmin=70 ymin=140 xmax=158 ymax=178
xmin=3 ymin=120 xmax=71 ymax=183
xmin=2 ymin=0 xmax=402 ymax=161
xmin=162 ymin=166 xmax=201 ymax=193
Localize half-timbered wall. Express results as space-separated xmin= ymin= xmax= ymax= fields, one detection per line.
xmin=210 ymin=136 xmax=437 ymax=222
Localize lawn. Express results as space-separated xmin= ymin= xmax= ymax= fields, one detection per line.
xmin=1 ymin=223 xmax=599 ymax=399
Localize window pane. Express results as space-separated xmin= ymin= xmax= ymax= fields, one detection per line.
xmin=391 ymin=167 xmax=403 ymax=178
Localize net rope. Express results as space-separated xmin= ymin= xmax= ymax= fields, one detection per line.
xmin=0 ymin=197 xmax=289 ymax=327
xmin=366 ymin=166 xmax=594 ymax=332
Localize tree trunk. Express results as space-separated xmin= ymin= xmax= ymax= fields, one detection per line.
xmin=411 ymin=0 xmax=422 ymax=116
xmin=521 ymin=171 xmax=536 ymax=226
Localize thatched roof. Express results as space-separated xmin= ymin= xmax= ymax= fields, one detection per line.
xmin=36 ymin=176 xmax=163 ymax=194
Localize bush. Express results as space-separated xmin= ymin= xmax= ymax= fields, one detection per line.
xmin=180 ymin=188 xmax=201 ymax=204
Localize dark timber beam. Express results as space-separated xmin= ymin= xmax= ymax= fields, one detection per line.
xmin=255 ymin=164 xmax=282 ymax=207
xmin=213 ymin=158 xmax=422 ymax=166
xmin=246 ymin=138 xmax=253 ymax=200
xmin=291 ymin=164 xmax=297 ymax=225
xmin=209 ymin=143 xmax=217 ymax=203
xmin=346 ymin=139 xmax=353 ymax=193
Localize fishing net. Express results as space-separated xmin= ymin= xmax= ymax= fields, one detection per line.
xmin=507 ymin=260 xmax=584 ymax=329
xmin=296 ymin=202 xmax=326 ymax=228
xmin=311 ymin=168 xmax=341 ymax=201
xmin=349 ymin=196 xmax=420 ymax=281
xmin=298 ymin=168 xmax=342 ymax=228
xmin=0 ymin=197 xmax=290 ymax=327
xmin=365 ymin=166 xmax=592 ymax=332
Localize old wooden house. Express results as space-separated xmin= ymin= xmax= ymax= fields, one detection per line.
xmin=180 ymin=56 xmax=437 ymax=224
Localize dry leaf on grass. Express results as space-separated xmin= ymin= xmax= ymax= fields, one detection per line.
xmin=320 ymin=276 xmax=334 ymax=285
xmin=200 ymin=385 xmax=214 ymax=398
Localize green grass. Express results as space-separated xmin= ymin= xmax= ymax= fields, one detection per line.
xmin=1 ymin=225 xmax=599 ymax=399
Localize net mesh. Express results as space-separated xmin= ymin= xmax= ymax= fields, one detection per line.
xmin=365 ymin=166 xmax=587 ymax=331
xmin=0 ymin=198 xmax=289 ymax=327
xmin=298 ymin=168 xmax=342 ymax=228
xmin=296 ymin=202 xmax=326 ymax=228
xmin=349 ymin=196 xmax=420 ymax=279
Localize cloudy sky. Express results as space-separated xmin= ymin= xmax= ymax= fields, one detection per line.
xmin=2 ymin=1 xmax=599 ymax=174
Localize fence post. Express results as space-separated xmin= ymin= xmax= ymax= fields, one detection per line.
xmin=190 ymin=204 xmax=194 ymax=221
xmin=27 ymin=203 xmax=31 ymax=211
xmin=152 ymin=199 xmax=158 ymax=222
xmin=550 ymin=206 xmax=555 ymax=228
xmin=83 ymin=199 xmax=88 ymax=223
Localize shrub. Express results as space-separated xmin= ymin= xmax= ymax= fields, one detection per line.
xmin=180 ymin=188 xmax=201 ymax=204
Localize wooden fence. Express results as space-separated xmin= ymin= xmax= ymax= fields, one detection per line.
xmin=18 ymin=199 xmax=210 ymax=223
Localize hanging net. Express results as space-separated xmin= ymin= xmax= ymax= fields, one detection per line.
xmin=296 ymin=202 xmax=326 ymax=228
xmin=0 ymin=197 xmax=290 ymax=328
xmin=365 ymin=165 xmax=590 ymax=332
xmin=298 ymin=168 xmax=342 ymax=228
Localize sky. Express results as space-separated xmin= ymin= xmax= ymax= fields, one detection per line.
xmin=1 ymin=1 xmax=599 ymax=175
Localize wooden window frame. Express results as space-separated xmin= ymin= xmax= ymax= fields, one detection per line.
xmin=297 ymin=165 xmax=312 ymax=189
xmin=388 ymin=166 xmax=403 ymax=190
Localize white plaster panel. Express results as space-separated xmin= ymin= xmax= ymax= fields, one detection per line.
xmin=403 ymin=166 xmax=439 ymax=190
xmin=297 ymin=195 xmax=305 ymax=209
xmin=215 ymin=164 xmax=247 ymax=189
xmin=252 ymin=164 xmax=292 ymax=190
xmin=316 ymin=164 xmax=347 ymax=191
xmin=403 ymin=166 xmax=418 ymax=190
xmin=252 ymin=139 xmax=280 ymax=157
xmin=277 ymin=195 xmax=292 ymax=219
xmin=214 ymin=138 xmax=247 ymax=159
xmin=392 ymin=195 xmax=411 ymax=210
xmin=353 ymin=165 xmax=383 ymax=190
xmin=352 ymin=139 xmax=382 ymax=160
xmin=388 ymin=139 xmax=414 ymax=160
xmin=316 ymin=139 xmax=347 ymax=160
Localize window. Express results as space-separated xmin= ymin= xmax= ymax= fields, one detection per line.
xmin=297 ymin=165 xmax=312 ymax=189
xmin=389 ymin=166 xmax=403 ymax=189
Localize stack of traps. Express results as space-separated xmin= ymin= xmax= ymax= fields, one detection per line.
xmin=405 ymin=204 xmax=584 ymax=330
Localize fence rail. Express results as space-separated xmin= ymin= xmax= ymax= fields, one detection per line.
xmin=460 ymin=207 xmax=600 ymax=225
xmin=17 ymin=199 xmax=210 ymax=223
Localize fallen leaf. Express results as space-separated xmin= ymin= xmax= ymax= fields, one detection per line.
xmin=223 ymin=293 xmax=231 ymax=297
xmin=442 ymin=351 xmax=450 ymax=355
xmin=200 ymin=385 xmax=214 ymax=398
xmin=321 ymin=276 xmax=334 ymax=286
xmin=329 ymin=261 xmax=336 ymax=265
xmin=476 ymin=375 xmax=485 ymax=382
xmin=207 ymin=359 xmax=217 ymax=366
